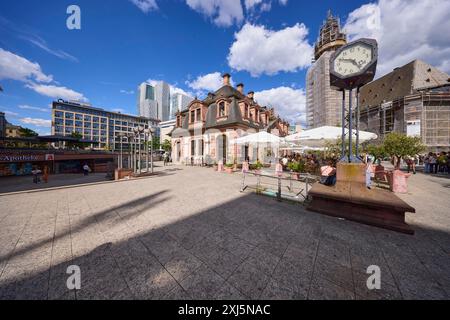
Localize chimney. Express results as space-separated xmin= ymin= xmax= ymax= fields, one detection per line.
xmin=222 ymin=73 xmax=231 ymax=86
xmin=237 ymin=83 xmax=244 ymax=94
xmin=247 ymin=91 xmax=254 ymax=100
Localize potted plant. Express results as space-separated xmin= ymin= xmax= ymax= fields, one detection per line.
xmin=224 ymin=162 xmax=234 ymax=174
xmin=253 ymin=160 xmax=263 ymax=174
xmin=288 ymin=160 xmax=304 ymax=180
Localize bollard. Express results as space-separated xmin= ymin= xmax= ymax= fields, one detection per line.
xmin=277 ymin=176 xmax=282 ymax=201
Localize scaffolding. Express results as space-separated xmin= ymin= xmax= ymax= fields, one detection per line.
xmin=314 ymin=10 xmax=347 ymax=61
xmin=358 ymin=91 xmax=450 ymax=151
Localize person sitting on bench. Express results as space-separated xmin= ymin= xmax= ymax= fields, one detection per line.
xmin=320 ymin=160 xmax=337 ymax=186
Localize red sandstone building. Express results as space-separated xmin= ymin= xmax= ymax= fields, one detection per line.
xmin=170 ymin=74 xmax=290 ymax=165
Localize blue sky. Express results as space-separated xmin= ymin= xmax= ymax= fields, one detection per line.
xmin=1 ymin=0 xmax=449 ymax=134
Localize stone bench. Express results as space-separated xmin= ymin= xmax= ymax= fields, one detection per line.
xmin=307 ymin=163 xmax=416 ymax=234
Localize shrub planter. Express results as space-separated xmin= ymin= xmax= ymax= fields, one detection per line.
xmin=225 ymin=167 xmax=234 ymax=174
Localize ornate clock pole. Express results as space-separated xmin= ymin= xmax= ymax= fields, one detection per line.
xmin=330 ymin=38 xmax=378 ymax=162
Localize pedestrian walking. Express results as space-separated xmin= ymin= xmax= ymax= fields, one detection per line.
xmin=43 ymin=165 xmax=49 ymax=183
xmin=83 ymin=163 xmax=91 ymax=176
xmin=31 ymin=167 xmax=42 ymax=184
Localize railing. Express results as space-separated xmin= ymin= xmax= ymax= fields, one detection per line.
xmin=240 ymin=171 xmax=318 ymax=203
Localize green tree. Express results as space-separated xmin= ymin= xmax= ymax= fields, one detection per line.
xmin=383 ymin=132 xmax=425 ymax=169
xmin=161 ymin=139 xmax=172 ymax=152
xmin=365 ymin=143 xmax=387 ymax=164
xmin=19 ymin=127 xmax=38 ymax=137
xmin=68 ymin=131 xmax=89 ymax=149
xmin=147 ymin=138 xmax=160 ymax=151
xmin=324 ymin=138 xmax=359 ymax=161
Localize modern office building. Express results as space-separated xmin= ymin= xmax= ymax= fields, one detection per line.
xmin=359 ymin=60 xmax=450 ymax=152
xmin=137 ymin=81 xmax=171 ymax=121
xmin=170 ymin=92 xmax=194 ymax=120
xmin=52 ymin=100 xmax=159 ymax=150
xmin=137 ymin=82 xmax=158 ymax=120
xmin=306 ymin=11 xmax=349 ymax=129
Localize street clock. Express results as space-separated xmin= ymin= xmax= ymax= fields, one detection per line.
xmin=330 ymin=38 xmax=378 ymax=90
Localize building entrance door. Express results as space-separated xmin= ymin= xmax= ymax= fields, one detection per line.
xmin=216 ymin=134 xmax=227 ymax=163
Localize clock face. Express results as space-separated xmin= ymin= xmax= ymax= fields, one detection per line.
xmin=333 ymin=43 xmax=373 ymax=77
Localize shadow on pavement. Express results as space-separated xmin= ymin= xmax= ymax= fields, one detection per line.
xmin=0 ymin=190 xmax=449 ymax=300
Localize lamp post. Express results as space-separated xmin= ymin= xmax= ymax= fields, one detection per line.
xmin=144 ymin=128 xmax=150 ymax=173
xmin=127 ymin=133 xmax=134 ymax=170
xmin=118 ymin=133 xmax=126 ymax=169
xmin=149 ymin=127 xmax=156 ymax=174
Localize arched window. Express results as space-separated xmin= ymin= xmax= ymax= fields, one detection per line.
xmin=218 ymin=101 xmax=226 ymax=117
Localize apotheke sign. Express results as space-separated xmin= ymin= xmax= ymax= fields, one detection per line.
xmin=0 ymin=155 xmax=40 ymax=162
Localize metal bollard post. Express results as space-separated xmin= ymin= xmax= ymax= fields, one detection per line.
xmin=240 ymin=172 xmax=246 ymax=192
xmin=277 ymin=176 xmax=282 ymax=202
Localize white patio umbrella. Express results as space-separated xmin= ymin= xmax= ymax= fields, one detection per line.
xmin=235 ymin=131 xmax=283 ymax=145
xmin=235 ymin=131 xmax=283 ymax=162
xmin=285 ymin=126 xmax=377 ymax=147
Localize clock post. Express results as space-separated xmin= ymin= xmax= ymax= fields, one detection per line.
xmin=307 ymin=37 xmax=416 ymax=234
xmin=329 ymin=38 xmax=378 ymax=162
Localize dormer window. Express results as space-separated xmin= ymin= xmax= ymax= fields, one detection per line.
xmin=190 ymin=110 xmax=195 ymax=123
xmin=196 ymin=108 xmax=201 ymax=122
xmin=218 ymin=101 xmax=226 ymax=117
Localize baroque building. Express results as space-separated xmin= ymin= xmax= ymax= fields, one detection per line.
xmin=170 ymin=74 xmax=290 ymax=164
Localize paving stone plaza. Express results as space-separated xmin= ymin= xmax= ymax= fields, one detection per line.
xmin=0 ymin=164 xmax=449 ymax=300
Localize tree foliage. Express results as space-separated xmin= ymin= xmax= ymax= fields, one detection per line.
xmin=365 ymin=143 xmax=387 ymax=164
xmin=382 ymin=132 xmax=425 ymax=168
xmin=68 ymin=131 xmax=89 ymax=149
xmin=161 ymin=139 xmax=172 ymax=152
xmin=19 ymin=127 xmax=38 ymax=137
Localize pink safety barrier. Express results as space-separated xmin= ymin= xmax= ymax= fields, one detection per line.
xmin=217 ymin=161 xmax=224 ymax=172
xmin=389 ymin=170 xmax=412 ymax=193
xmin=242 ymin=161 xmax=249 ymax=173
xmin=275 ymin=163 xmax=283 ymax=177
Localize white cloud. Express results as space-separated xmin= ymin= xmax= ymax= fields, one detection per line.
xmin=120 ymin=89 xmax=135 ymax=95
xmin=245 ymin=0 xmax=263 ymax=10
xmin=20 ymin=117 xmax=51 ymax=127
xmin=19 ymin=105 xmax=49 ymax=112
xmin=254 ymin=86 xmax=306 ymax=125
xmin=0 ymin=48 xmax=53 ymax=83
xmin=186 ymin=72 xmax=234 ymax=93
xmin=26 ymin=83 xmax=87 ymax=101
xmin=22 ymin=36 xmax=78 ymax=63
xmin=186 ymin=0 xmax=244 ymax=27
xmin=344 ymin=0 xmax=450 ymax=76
xmin=228 ymin=23 xmax=313 ymax=77
xmin=0 ymin=49 xmax=87 ymax=101
xmin=129 ymin=0 xmax=158 ymax=13
xmin=3 ymin=110 xmax=19 ymax=117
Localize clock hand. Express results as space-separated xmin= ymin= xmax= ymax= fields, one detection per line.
xmin=340 ymin=58 xmax=360 ymax=68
